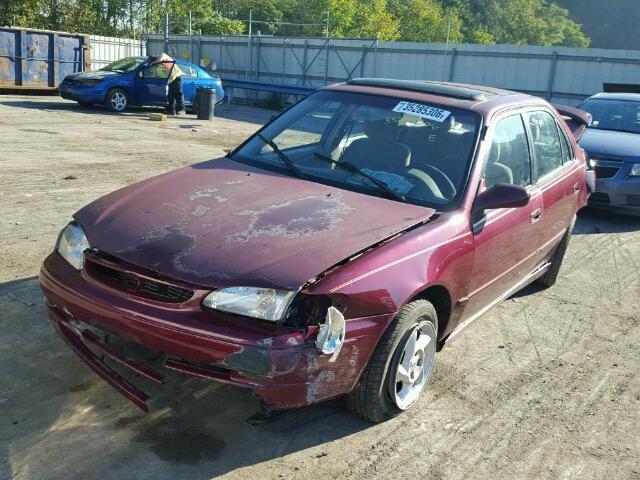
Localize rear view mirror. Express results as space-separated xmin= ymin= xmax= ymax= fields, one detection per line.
xmin=474 ymin=183 xmax=530 ymax=212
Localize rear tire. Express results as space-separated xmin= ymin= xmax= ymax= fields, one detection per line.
xmin=346 ymin=300 xmax=437 ymax=423
xmin=106 ymin=88 xmax=128 ymax=112
xmin=537 ymin=215 xmax=576 ymax=288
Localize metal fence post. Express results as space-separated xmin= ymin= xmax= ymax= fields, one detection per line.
xmin=547 ymin=51 xmax=559 ymax=100
xmin=163 ymin=13 xmax=169 ymax=53
xmin=282 ymin=39 xmax=287 ymax=82
xmin=448 ymin=48 xmax=458 ymax=82
xmin=302 ymin=40 xmax=308 ymax=86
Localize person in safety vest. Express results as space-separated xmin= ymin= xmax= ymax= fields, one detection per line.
xmin=148 ymin=53 xmax=184 ymax=115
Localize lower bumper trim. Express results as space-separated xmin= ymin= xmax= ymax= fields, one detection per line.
xmin=52 ymin=317 xmax=150 ymax=411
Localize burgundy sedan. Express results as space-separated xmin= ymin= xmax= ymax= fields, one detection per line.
xmin=40 ymin=79 xmax=592 ymax=422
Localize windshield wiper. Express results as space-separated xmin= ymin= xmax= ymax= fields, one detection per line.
xmin=313 ymin=151 xmax=407 ymax=203
xmin=256 ymin=133 xmax=309 ymax=181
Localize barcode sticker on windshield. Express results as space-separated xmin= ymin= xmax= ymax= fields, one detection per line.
xmin=392 ymin=101 xmax=451 ymax=122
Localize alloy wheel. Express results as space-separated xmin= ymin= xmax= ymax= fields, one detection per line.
xmin=110 ymin=92 xmax=127 ymax=111
xmin=393 ymin=320 xmax=436 ymax=410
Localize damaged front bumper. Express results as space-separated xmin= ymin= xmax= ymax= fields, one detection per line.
xmin=40 ymin=253 xmax=391 ymax=411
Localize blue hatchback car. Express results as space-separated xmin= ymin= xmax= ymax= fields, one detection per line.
xmin=59 ymin=56 xmax=224 ymax=113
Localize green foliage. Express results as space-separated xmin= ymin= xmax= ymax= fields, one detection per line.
xmin=1 ymin=0 xmax=590 ymax=48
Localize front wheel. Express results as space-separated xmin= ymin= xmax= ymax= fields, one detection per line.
xmin=346 ymin=300 xmax=437 ymax=422
xmin=106 ymin=88 xmax=128 ymax=112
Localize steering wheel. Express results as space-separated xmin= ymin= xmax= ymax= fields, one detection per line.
xmin=421 ymin=164 xmax=456 ymax=199
xmin=407 ymin=169 xmax=445 ymax=200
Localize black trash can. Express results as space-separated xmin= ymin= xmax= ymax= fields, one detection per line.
xmin=196 ymin=87 xmax=216 ymax=120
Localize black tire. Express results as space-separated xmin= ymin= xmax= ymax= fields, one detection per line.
xmin=537 ymin=215 xmax=576 ymax=288
xmin=346 ymin=300 xmax=438 ymax=423
xmin=105 ymin=88 xmax=128 ymax=112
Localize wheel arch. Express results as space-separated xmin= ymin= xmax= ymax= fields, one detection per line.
xmin=405 ymin=284 xmax=452 ymax=350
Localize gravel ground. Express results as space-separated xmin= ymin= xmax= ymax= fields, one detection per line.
xmin=1 ymin=95 xmax=639 ymax=480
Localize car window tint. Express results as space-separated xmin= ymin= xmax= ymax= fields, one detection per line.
xmin=485 ymin=114 xmax=532 ymax=189
xmin=557 ymin=123 xmax=573 ymax=164
xmin=526 ymin=111 xmax=563 ymax=178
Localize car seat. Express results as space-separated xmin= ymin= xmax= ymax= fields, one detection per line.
xmin=342 ymin=120 xmax=411 ymax=173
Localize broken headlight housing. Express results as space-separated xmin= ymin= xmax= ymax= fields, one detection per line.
xmin=56 ymin=222 xmax=90 ymax=270
xmin=202 ymin=287 xmax=297 ymax=322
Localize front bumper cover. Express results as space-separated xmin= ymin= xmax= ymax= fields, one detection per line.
xmin=40 ymin=253 xmax=391 ymax=411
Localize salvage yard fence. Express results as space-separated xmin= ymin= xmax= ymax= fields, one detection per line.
xmin=89 ymin=34 xmax=145 ymax=70
xmin=145 ymin=34 xmax=640 ymax=106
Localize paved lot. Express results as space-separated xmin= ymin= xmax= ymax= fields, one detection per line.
xmin=1 ymin=95 xmax=639 ymax=480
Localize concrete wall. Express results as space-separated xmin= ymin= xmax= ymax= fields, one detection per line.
xmin=147 ymin=34 xmax=640 ymax=105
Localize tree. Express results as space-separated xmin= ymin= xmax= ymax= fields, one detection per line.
xmin=390 ymin=0 xmax=463 ymax=43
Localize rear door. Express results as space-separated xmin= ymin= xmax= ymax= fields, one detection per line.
xmin=463 ymin=112 xmax=545 ymax=320
xmin=524 ymin=110 xmax=580 ymax=260
xmin=133 ymin=62 xmax=172 ymax=106
xmin=178 ymin=63 xmax=198 ymax=106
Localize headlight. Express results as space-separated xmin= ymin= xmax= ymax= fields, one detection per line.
xmin=56 ymin=223 xmax=90 ymax=270
xmin=79 ymin=79 xmax=102 ymax=87
xmin=630 ymin=163 xmax=640 ymax=177
xmin=202 ymin=287 xmax=297 ymax=322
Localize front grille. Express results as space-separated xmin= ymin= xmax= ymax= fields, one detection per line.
xmin=84 ymin=252 xmax=194 ymax=304
xmin=594 ymin=166 xmax=620 ymax=179
xmin=590 ymin=192 xmax=610 ymax=204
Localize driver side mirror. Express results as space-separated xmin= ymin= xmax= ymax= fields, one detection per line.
xmin=473 ymin=183 xmax=530 ymax=212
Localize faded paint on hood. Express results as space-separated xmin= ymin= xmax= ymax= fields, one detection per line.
xmin=74 ymin=157 xmax=436 ymax=290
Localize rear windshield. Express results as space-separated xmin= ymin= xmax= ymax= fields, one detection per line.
xmin=581 ymin=98 xmax=640 ymax=134
xmin=232 ymin=90 xmax=480 ymax=209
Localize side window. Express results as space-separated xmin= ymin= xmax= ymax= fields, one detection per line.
xmin=179 ymin=64 xmax=196 ymax=78
xmin=526 ymin=111 xmax=563 ymax=178
xmin=557 ymin=124 xmax=573 ymax=164
xmin=484 ymin=114 xmax=532 ymax=189
xmin=138 ymin=63 xmax=170 ymax=79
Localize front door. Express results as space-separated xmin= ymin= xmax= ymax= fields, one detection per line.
xmin=463 ymin=112 xmax=545 ymax=321
xmin=133 ymin=61 xmax=172 ymax=106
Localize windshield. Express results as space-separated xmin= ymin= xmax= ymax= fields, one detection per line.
xmin=580 ymin=98 xmax=640 ymax=134
xmin=101 ymin=57 xmax=146 ymax=73
xmin=232 ymin=90 xmax=480 ymax=209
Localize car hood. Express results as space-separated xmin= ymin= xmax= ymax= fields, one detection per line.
xmin=66 ymin=70 xmax=121 ymax=81
xmin=74 ymin=158 xmax=436 ymax=290
xmin=580 ymin=128 xmax=640 ymax=161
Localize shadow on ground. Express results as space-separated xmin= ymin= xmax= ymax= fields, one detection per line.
xmin=574 ymin=207 xmax=640 ymax=234
xmin=0 ymin=276 xmax=370 ymax=479
xmin=0 ymin=97 xmax=275 ymax=126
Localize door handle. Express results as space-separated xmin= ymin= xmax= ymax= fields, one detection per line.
xmin=530 ymin=208 xmax=542 ymax=223
xmin=573 ymin=183 xmax=580 ymax=195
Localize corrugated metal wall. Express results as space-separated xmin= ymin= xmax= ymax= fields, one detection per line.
xmin=88 ymin=35 xmax=145 ymax=70
xmin=147 ymin=34 xmax=640 ymax=105
xmin=0 ymin=27 xmax=89 ymax=89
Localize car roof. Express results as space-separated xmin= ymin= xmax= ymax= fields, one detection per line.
xmin=324 ymin=78 xmax=542 ymax=117
xmin=588 ymin=92 xmax=640 ymax=102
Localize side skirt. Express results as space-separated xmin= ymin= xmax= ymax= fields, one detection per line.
xmin=443 ymin=260 xmax=552 ymax=344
